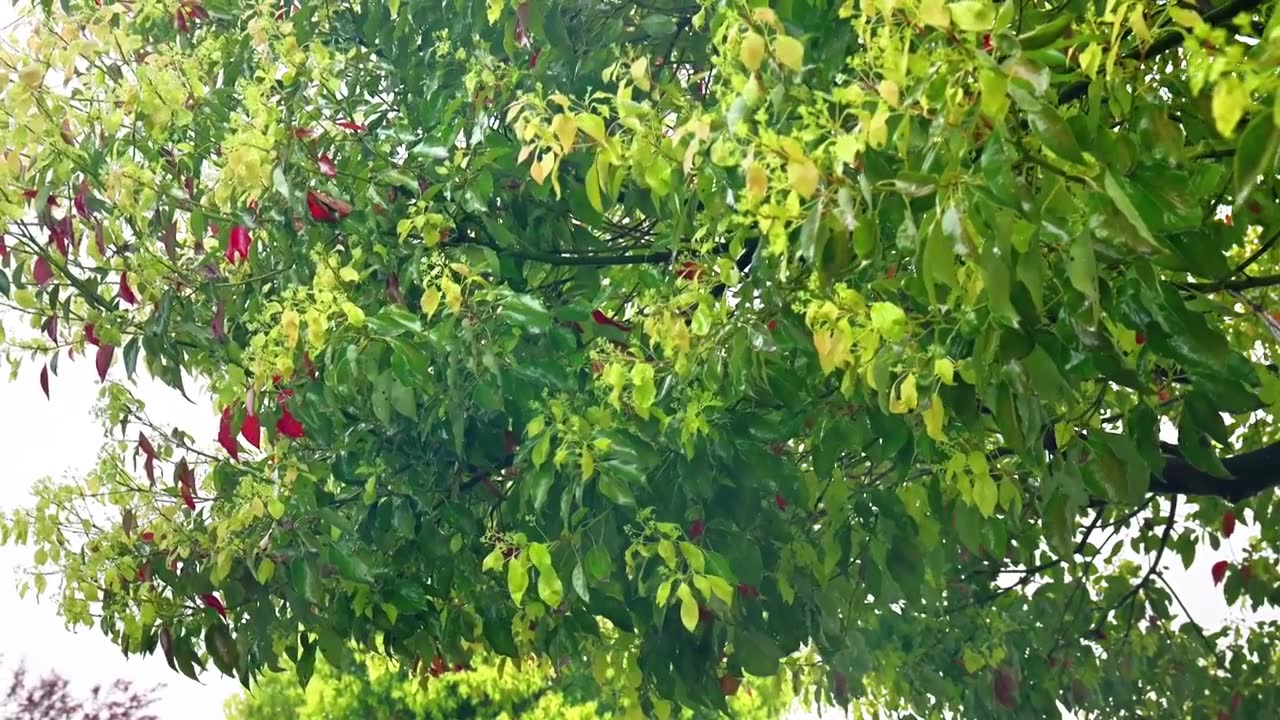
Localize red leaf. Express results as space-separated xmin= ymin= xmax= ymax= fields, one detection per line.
xmin=118 ymin=272 xmax=138 ymax=305
xmin=225 ymin=225 xmax=251 ymax=264
xmin=85 ymin=322 xmax=101 ymax=346
xmin=141 ymin=531 xmax=154 ymax=543
xmin=317 ymin=154 xmax=337 ymax=178
xmin=736 ymin=583 xmax=759 ymax=600
xmin=529 ymin=47 xmax=541 ymax=69
xmin=293 ymin=127 xmax=315 ymax=140
xmin=590 ymin=309 xmax=631 ymax=333
xmin=33 ymin=257 xmax=53 ymax=286
xmin=1135 ymin=332 xmax=1145 ymax=346
xmin=218 ymin=407 xmax=239 ymax=460
xmin=180 ymin=482 xmax=195 ymax=511
xmin=307 ymin=190 xmax=352 ymax=223
xmin=39 ymin=365 xmax=50 ymax=399
xmin=95 ymin=344 xmax=114 ymax=382
xmin=1222 ymin=511 xmax=1237 ymax=538
xmin=200 ymin=593 xmax=227 ymax=618
xmin=992 ymin=666 xmax=1018 ymax=709
xmin=775 ymin=494 xmax=788 ymax=510
xmin=336 ymin=120 xmax=366 ymax=133
xmin=95 ymin=221 xmax=107 ymax=256
xmin=0 ymin=235 xmax=8 ymax=259
xmin=144 ymin=455 xmax=156 ymax=487
xmin=241 ymin=413 xmax=261 ymax=449
xmin=136 ymin=563 xmax=151 ymax=583
xmin=677 ymin=261 xmax=702 ymax=281
xmin=42 ymin=315 xmax=57 ymax=342
xmin=73 ymin=181 xmax=92 ymax=220
xmin=1212 ymin=560 xmax=1229 ymax=586
xmin=688 ymin=519 xmax=705 ymax=540
xmin=174 ymin=9 xmax=188 ymax=32
xmin=212 ymin=301 xmax=227 ymax=342
xmin=503 ymin=430 xmax=518 ymax=455
xmin=306 ymin=191 xmax=335 ymax=223
xmin=767 ymin=319 xmax=778 ymax=332
xmin=276 ymin=405 xmax=305 ymax=439
xmin=138 ymin=432 xmax=156 ymax=459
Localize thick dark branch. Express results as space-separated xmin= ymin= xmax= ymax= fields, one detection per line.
xmin=1058 ymin=0 xmax=1267 ymax=104
xmin=1183 ymin=273 xmax=1280 ymax=292
xmin=1153 ymin=439 xmax=1280 ymax=503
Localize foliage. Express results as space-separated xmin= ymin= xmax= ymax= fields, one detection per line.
xmin=223 ymin=650 xmax=790 ymax=719
xmin=1 ymin=660 xmax=159 ymax=720
xmin=3 ymin=0 xmax=1280 ymax=717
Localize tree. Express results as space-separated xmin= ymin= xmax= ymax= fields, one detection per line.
xmin=1 ymin=660 xmax=159 ymax=720
xmin=223 ymin=650 xmax=790 ymax=719
xmin=1 ymin=0 xmax=1280 ymax=716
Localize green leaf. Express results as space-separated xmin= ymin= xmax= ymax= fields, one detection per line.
xmin=366 ymin=306 xmax=422 ymax=338
xmin=735 ymin=629 xmax=783 ymax=676
xmin=1068 ymin=232 xmax=1099 ymax=324
xmin=507 ymin=556 xmax=530 ymax=605
xmin=503 ymin=293 xmax=553 ymax=333
xmin=972 ymin=471 xmax=998 ymax=517
xmin=980 ymin=242 xmax=1018 ymax=328
xmin=1016 ymin=97 xmax=1086 ymax=164
xmin=329 ymin=545 xmax=373 ymax=583
xmin=598 ymin=473 xmax=636 ymax=507
xmin=528 ymin=542 xmax=553 ymax=572
xmin=389 ymin=380 xmax=416 ymax=418
xmin=370 ymin=371 xmax=393 ymax=426
xmin=585 ymin=546 xmax=611 ymax=580
xmin=537 ymin=566 xmax=564 ymax=608
xmin=1233 ymin=112 xmax=1280 ymax=207
xmin=571 ymin=562 xmax=590 ymax=602
xmin=1103 ymin=172 xmax=1158 ymax=249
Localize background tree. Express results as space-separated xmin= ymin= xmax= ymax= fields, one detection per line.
xmin=2 ymin=0 xmax=1280 ymax=717
xmin=223 ymin=650 xmax=791 ymax=719
xmin=2 ymin=660 xmax=160 ymax=720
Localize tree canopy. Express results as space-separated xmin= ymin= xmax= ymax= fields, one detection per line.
xmin=2 ymin=0 xmax=1280 ymax=716
xmin=223 ymin=650 xmax=791 ymax=719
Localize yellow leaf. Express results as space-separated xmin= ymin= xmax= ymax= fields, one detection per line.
xmin=890 ymin=373 xmax=919 ymax=414
xmin=745 ymin=163 xmax=768 ymax=198
xmin=18 ymin=63 xmax=44 ymax=89
xmin=551 ymin=113 xmax=577 ymax=154
xmin=923 ymin=393 xmax=946 ymax=442
xmin=788 ymin=158 xmax=820 ymax=199
xmin=774 ymin=35 xmax=804 ymax=72
xmin=740 ymin=32 xmax=767 ymax=71
xmin=1078 ymin=43 xmax=1102 ymax=79
xmin=878 ymin=79 xmax=901 ymax=108
xmin=441 ymin=277 xmax=463 ymax=313
xmin=1128 ymin=7 xmax=1152 ymax=45
xmin=813 ymin=329 xmax=851 ymax=375
xmin=580 ymin=450 xmax=595 ymax=480
xmin=420 ymin=287 xmax=441 ymax=318
xmin=530 ymin=153 xmax=555 ymax=184
xmin=935 ymin=358 xmax=955 ymax=385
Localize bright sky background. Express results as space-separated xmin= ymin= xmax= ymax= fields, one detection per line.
xmin=0 ymin=2 xmax=1270 ymax=719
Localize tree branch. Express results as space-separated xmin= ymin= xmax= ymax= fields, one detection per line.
xmin=1058 ymin=0 xmax=1267 ymax=104
xmin=1152 ymin=439 xmax=1280 ymax=502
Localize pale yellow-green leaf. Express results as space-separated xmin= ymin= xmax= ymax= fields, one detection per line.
xmin=482 ymin=546 xmax=505 ymax=573
xmin=529 ymin=542 xmax=552 ymax=571
xmin=1168 ymin=7 xmax=1201 ymax=27
xmin=973 ymin=471 xmax=998 ymax=517
xmin=18 ymin=63 xmax=44 ymax=89
xmin=658 ymin=539 xmax=677 ymax=567
xmin=935 ymin=358 xmax=956 ymax=385
xmin=813 ymin=329 xmax=852 ymax=375
xmin=419 ymin=287 xmax=441 ymax=318
xmin=878 ymin=79 xmax=901 ymax=108
xmin=1128 ymin=7 xmax=1152 ymax=44
xmin=918 ymin=0 xmax=951 ymax=27
xmin=1078 ymin=43 xmax=1102 ymax=79
xmin=680 ymin=542 xmax=705 ymax=572
xmin=677 ymin=583 xmax=699 ymax=631
xmin=508 ymin=555 xmax=530 ymax=605
xmin=580 ymin=449 xmax=595 ymax=480
xmin=630 ymin=57 xmax=651 ymax=92
xmin=963 ymin=647 xmax=985 ymax=673
xmin=923 ymin=393 xmax=946 ymax=442
xmin=268 ymin=497 xmax=285 ymax=519
xmin=788 ymin=158 xmax=820 ymax=198
xmin=890 ymin=373 xmax=919 ymax=414
xmin=256 ymin=557 xmax=275 ymax=583
xmin=949 ymin=0 xmax=995 ymax=31
xmin=1212 ymin=75 xmax=1249 ymax=138
xmin=538 ymin=567 xmax=564 ymax=608
xmin=250 ymin=497 xmax=265 ymax=518
xmin=707 ymin=575 xmax=734 ymax=606
xmin=532 ymin=431 xmax=551 ymax=467
xmin=740 ymin=32 xmax=766 ymax=71
xmin=774 ymin=35 xmax=804 ymax=71
xmin=577 ymin=113 xmax=606 ymax=142
xmin=656 ymin=577 xmax=674 ymax=607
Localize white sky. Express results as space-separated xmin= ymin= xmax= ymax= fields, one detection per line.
xmin=0 ymin=2 xmax=1270 ymax=719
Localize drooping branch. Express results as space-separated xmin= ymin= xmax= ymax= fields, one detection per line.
xmin=1153 ymin=439 xmax=1280 ymax=502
